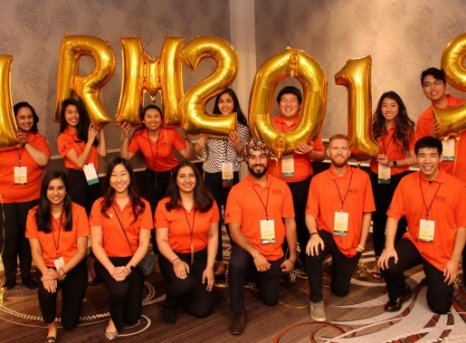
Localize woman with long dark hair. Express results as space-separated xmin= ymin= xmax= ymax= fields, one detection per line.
xmin=26 ymin=171 xmax=89 ymax=342
xmin=370 ymin=91 xmax=416 ymax=278
xmin=193 ymin=89 xmax=249 ymax=275
xmin=155 ymin=161 xmax=219 ymax=324
xmin=0 ymin=102 xmax=51 ymax=289
xmin=90 ymin=157 xmax=152 ymax=340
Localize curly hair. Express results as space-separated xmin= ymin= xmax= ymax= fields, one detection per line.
xmin=372 ymin=91 xmax=415 ymax=151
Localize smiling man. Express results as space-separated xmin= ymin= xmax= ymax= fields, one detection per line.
xmin=379 ymin=136 xmax=466 ymax=314
xmin=225 ymin=138 xmax=297 ymax=335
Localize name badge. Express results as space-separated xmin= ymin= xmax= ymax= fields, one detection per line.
xmin=281 ymin=155 xmax=295 ymax=177
xmin=53 ymin=256 xmax=65 ymax=270
xmin=377 ymin=163 xmax=391 ymax=184
xmin=221 ymin=162 xmax=234 ymax=186
xmin=14 ymin=166 xmax=28 ymax=184
xmin=419 ymin=219 xmax=435 ymax=242
xmin=334 ymin=211 xmax=349 ymax=236
xmin=442 ymin=138 xmax=455 ymax=162
xmin=260 ymin=219 xmax=276 ymax=244
xmin=83 ymin=163 xmax=99 ymax=185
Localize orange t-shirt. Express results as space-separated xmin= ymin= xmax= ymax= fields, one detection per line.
xmin=415 ymin=94 xmax=466 ymax=184
xmin=387 ymin=170 xmax=466 ymax=271
xmin=90 ymin=197 xmax=153 ymax=257
xmin=128 ymin=128 xmax=186 ymax=172
xmin=0 ymin=132 xmax=51 ymax=203
xmin=225 ymin=174 xmax=295 ymax=261
xmin=306 ymin=166 xmax=375 ymax=257
xmin=370 ymin=126 xmax=415 ymax=175
xmin=57 ymin=127 xmax=99 ymax=170
xmin=26 ymin=202 xmax=90 ymax=267
xmin=268 ymin=115 xmax=325 ymax=183
xmin=154 ymin=197 xmax=219 ymax=253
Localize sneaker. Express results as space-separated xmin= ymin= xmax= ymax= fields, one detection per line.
xmin=310 ymin=301 xmax=326 ymax=322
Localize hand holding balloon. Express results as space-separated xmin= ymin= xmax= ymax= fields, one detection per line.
xmin=228 ymin=131 xmax=243 ymax=152
xmin=295 ymin=141 xmax=313 ymax=155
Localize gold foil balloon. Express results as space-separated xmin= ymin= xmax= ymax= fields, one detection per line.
xmin=54 ymin=35 xmax=116 ymax=125
xmin=0 ymin=55 xmax=19 ymax=147
xmin=249 ymin=48 xmax=327 ymax=159
xmin=435 ymin=33 xmax=466 ymax=138
xmin=335 ymin=55 xmax=378 ymax=160
xmin=179 ymin=36 xmax=238 ymax=136
xmin=115 ymin=37 xmax=185 ymax=126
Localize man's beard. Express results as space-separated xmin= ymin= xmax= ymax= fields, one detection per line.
xmin=248 ymin=164 xmax=268 ymax=178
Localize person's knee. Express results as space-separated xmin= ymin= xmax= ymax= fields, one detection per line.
xmin=428 ymin=301 xmax=450 ymax=315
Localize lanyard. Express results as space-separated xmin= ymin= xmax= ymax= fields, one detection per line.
xmin=182 ymin=205 xmax=196 ymax=265
xmin=250 ymin=181 xmax=271 ymax=220
xmin=381 ymin=130 xmax=394 ymax=156
xmin=17 ymin=146 xmax=25 ymax=166
xmin=147 ymin=129 xmax=160 ymax=187
xmin=332 ymin=168 xmax=353 ymax=211
xmin=51 ymin=214 xmax=63 ymax=258
xmin=419 ymin=174 xmax=442 ymax=218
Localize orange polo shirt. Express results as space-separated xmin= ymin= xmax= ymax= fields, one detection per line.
xmin=57 ymin=127 xmax=99 ymax=170
xmin=90 ymin=197 xmax=153 ymax=257
xmin=128 ymin=128 xmax=186 ymax=172
xmin=370 ymin=126 xmax=415 ymax=175
xmin=415 ymin=94 xmax=466 ymax=184
xmin=268 ymin=115 xmax=325 ymax=183
xmin=26 ymin=203 xmax=89 ymax=267
xmin=306 ymin=166 xmax=375 ymax=257
xmin=154 ymin=197 xmax=219 ymax=253
xmin=0 ymin=132 xmax=51 ymax=203
xmin=387 ymin=170 xmax=466 ymax=271
xmin=225 ymin=174 xmax=295 ymax=261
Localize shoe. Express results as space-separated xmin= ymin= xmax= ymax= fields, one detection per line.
xmin=310 ymin=301 xmax=327 ymax=322
xmin=45 ymin=336 xmax=56 ymax=343
xmin=229 ymin=310 xmax=247 ymax=335
xmin=384 ymin=286 xmax=412 ymax=312
xmin=162 ymin=307 xmax=177 ymax=325
xmin=4 ymin=278 xmax=16 ymax=289
xmin=104 ymin=325 xmax=118 ymax=341
xmin=22 ymin=277 xmax=38 ymax=289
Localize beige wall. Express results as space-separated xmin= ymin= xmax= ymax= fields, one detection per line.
xmin=254 ymin=0 xmax=466 ymax=138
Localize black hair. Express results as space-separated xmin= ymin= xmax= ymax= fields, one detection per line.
xmin=100 ymin=157 xmax=145 ymax=223
xmin=59 ymin=98 xmax=97 ymax=147
xmin=276 ymin=86 xmax=302 ymax=105
xmin=35 ymin=171 xmax=73 ymax=233
xmin=14 ymin=101 xmax=40 ymax=133
xmin=420 ymin=67 xmax=446 ymax=85
xmin=165 ymin=161 xmax=213 ymax=213
xmin=212 ymin=88 xmax=248 ymax=126
xmin=415 ymin=136 xmax=443 ymax=155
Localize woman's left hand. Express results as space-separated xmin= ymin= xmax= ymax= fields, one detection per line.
xmin=202 ymin=267 xmax=215 ymax=292
xmin=228 ymin=131 xmax=243 ymax=152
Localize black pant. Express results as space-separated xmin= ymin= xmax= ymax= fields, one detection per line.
xmin=381 ymin=238 xmax=453 ymax=314
xmin=286 ymin=177 xmax=312 ymax=266
xmin=95 ymin=256 xmax=144 ymax=331
xmin=142 ymin=169 xmax=171 ymax=254
xmin=0 ymin=199 xmax=38 ymax=281
xmin=204 ymin=171 xmax=239 ymax=260
xmin=37 ymin=260 xmax=87 ymax=329
xmin=67 ymin=169 xmax=102 ymax=215
xmin=228 ymin=244 xmax=283 ymax=314
xmin=370 ymin=171 xmax=409 ymax=256
xmin=306 ymin=230 xmax=361 ymax=303
xmin=159 ymin=249 xmax=215 ymax=318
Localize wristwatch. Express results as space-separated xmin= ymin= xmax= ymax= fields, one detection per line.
xmin=392 ymin=160 xmax=397 ymax=167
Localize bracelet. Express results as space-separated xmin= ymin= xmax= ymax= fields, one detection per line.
xmin=171 ymin=257 xmax=180 ymax=264
xmin=58 ymin=268 xmax=66 ymax=280
xmin=310 ymin=232 xmax=319 ymax=236
xmin=252 ymin=252 xmax=259 ymax=259
xmin=357 ymin=244 xmax=365 ymax=252
xmin=392 ymin=160 xmax=397 ymax=167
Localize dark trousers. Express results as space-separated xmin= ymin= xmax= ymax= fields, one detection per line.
xmin=0 ymin=199 xmax=38 ymax=281
xmin=306 ymin=230 xmax=361 ymax=303
xmin=67 ymin=169 xmax=102 ymax=215
xmin=204 ymin=171 xmax=239 ymax=260
xmin=370 ymin=171 xmax=409 ymax=256
xmin=228 ymin=244 xmax=283 ymax=314
xmin=286 ymin=177 xmax=312 ymax=266
xmin=142 ymin=169 xmax=171 ymax=254
xmin=37 ymin=259 xmax=87 ymax=329
xmin=159 ymin=249 xmax=215 ymax=318
xmin=95 ymin=256 xmax=144 ymax=331
xmin=381 ymin=238 xmax=453 ymax=314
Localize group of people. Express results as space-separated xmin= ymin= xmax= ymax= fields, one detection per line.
xmin=0 ymin=67 xmax=464 ymax=341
